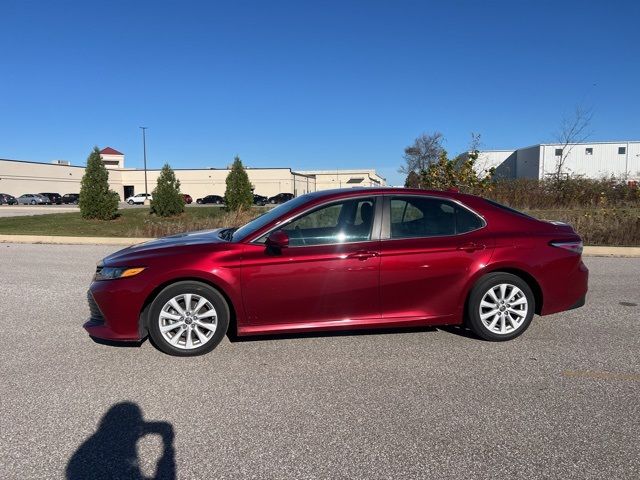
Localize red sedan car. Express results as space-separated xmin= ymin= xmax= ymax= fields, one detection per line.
xmin=85 ymin=188 xmax=588 ymax=356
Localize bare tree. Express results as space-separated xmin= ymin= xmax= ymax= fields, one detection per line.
xmin=468 ymin=132 xmax=482 ymax=153
xmin=554 ymin=106 xmax=593 ymax=179
xmin=400 ymin=132 xmax=445 ymax=175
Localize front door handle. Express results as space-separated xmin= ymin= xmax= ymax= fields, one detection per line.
xmin=457 ymin=242 xmax=485 ymax=252
xmin=347 ymin=250 xmax=380 ymax=261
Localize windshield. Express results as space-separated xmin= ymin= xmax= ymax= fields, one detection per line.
xmin=231 ymin=194 xmax=312 ymax=242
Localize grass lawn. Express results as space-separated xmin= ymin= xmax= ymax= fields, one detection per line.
xmin=0 ymin=207 xmax=263 ymax=238
xmin=0 ymin=206 xmax=638 ymax=245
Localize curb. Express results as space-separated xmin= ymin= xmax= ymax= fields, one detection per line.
xmin=0 ymin=234 xmax=153 ymax=246
xmin=582 ymin=246 xmax=640 ymax=258
xmin=0 ymin=234 xmax=639 ymax=256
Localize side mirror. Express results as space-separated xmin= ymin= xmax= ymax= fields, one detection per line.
xmin=266 ymin=230 xmax=289 ymax=249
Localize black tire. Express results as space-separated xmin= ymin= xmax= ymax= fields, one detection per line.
xmin=466 ymin=272 xmax=535 ymax=341
xmin=30 ymin=200 xmax=36 ymax=205
xmin=147 ymin=281 xmax=230 ymax=356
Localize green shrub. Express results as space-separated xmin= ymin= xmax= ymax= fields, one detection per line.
xmin=150 ymin=163 xmax=184 ymax=217
xmin=416 ymin=149 xmax=495 ymax=193
xmin=79 ymin=147 xmax=119 ymax=220
xmin=224 ymin=156 xmax=253 ymax=211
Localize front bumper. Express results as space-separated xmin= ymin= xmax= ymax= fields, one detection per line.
xmin=84 ymin=280 xmax=148 ymax=342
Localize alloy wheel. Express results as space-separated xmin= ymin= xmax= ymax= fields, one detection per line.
xmin=478 ymin=283 xmax=528 ymax=335
xmin=158 ymin=293 xmax=218 ymax=350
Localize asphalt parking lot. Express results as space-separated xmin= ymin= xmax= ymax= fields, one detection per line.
xmin=0 ymin=205 xmax=80 ymax=217
xmin=0 ymin=244 xmax=638 ymax=480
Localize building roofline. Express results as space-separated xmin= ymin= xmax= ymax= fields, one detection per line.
xmin=0 ymin=158 xmax=84 ymax=168
xmin=537 ymin=140 xmax=639 ymax=146
xmin=0 ymin=158 xmax=297 ymax=172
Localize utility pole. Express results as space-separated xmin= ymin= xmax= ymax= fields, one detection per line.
xmin=140 ymin=127 xmax=148 ymax=203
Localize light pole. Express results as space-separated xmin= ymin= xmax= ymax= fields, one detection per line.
xmin=140 ymin=127 xmax=148 ymax=202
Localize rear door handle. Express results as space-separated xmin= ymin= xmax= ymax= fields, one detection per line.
xmin=457 ymin=242 xmax=485 ymax=252
xmin=347 ymin=250 xmax=380 ymax=261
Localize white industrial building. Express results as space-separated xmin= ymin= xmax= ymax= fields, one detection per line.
xmin=0 ymin=148 xmax=386 ymax=200
xmin=478 ymin=141 xmax=640 ymax=180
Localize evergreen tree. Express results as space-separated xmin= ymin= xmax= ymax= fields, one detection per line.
xmin=79 ymin=147 xmax=119 ymax=220
xmin=224 ymin=156 xmax=253 ymax=211
xmin=150 ymin=163 xmax=184 ymax=217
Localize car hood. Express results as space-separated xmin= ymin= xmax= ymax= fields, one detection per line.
xmin=102 ymin=229 xmax=229 ymax=265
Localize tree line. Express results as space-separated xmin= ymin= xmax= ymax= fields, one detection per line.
xmin=79 ymin=148 xmax=254 ymax=220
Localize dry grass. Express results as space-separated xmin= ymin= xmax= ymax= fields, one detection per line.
xmin=132 ymin=208 xmax=261 ymax=238
xmin=485 ymin=178 xmax=640 ymax=210
xmin=527 ymin=208 xmax=640 ymax=246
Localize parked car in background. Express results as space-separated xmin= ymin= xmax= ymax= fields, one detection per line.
xmin=253 ymin=194 xmax=268 ymax=206
xmin=0 ymin=193 xmax=18 ymax=205
xmin=182 ymin=194 xmax=193 ymax=204
xmin=267 ymin=192 xmax=294 ymax=204
xmin=17 ymin=194 xmax=48 ymax=205
xmin=62 ymin=193 xmax=80 ymax=204
xmin=85 ymin=187 xmax=588 ymax=356
xmin=126 ymin=193 xmax=152 ymax=205
xmin=196 ymin=195 xmax=224 ymax=205
xmin=38 ymin=192 xmax=62 ymax=205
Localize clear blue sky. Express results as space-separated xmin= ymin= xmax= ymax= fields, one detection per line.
xmin=1 ymin=0 xmax=638 ymax=186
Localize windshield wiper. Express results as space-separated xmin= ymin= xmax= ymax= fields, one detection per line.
xmin=218 ymin=228 xmax=237 ymax=242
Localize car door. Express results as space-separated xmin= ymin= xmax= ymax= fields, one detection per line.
xmin=241 ymin=196 xmax=382 ymax=330
xmin=378 ymin=195 xmax=494 ymax=324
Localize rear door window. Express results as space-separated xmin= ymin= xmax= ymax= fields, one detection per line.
xmin=389 ymin=197 xmax=484 ymax=239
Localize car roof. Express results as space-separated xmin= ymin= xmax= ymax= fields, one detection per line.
xmin=301 ymin=187 xmax=469 ymax=201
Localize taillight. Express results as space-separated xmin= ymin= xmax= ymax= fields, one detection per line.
xmin=550 ymin=240 xmax=583 ymax=254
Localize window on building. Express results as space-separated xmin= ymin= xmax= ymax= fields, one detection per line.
xmin=555 ymin=148 xmax=563 ymax=156
xmin=618 ymin=147 xmax=626 ymax=155
xmin=585 ymin=148 xmax=593 ymax=155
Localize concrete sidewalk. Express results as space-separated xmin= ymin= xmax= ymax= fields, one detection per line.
xmin=1 ymin=233 xmax=639 ymax=256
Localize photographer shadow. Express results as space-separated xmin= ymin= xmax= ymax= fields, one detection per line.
xmin=66 ymin=402 xmax=176 ymax=480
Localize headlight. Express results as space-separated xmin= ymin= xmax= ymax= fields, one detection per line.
xmin=94 ymin=266 xmax=146 ymax=281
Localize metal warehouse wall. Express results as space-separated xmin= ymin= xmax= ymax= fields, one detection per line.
xmin=476 ymin=151 xmax=515 ymax=177
xmin=540 ymin=142 xmax=639 ymax=179
xmin=516 ymin=146 xmax=541 ymax=179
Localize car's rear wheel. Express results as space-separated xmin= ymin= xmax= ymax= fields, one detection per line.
xmin=467 ymin=273 xmax=535 ymax=341
xmin=147 ymin=281 xmax=229 ymax=356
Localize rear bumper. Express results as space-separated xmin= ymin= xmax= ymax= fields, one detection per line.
xmin=541 ymin=259 xmax=589 ymax=315
xmin=567 ymin=294 xmax=586 ymax=310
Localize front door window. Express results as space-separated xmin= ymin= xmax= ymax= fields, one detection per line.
xmin=280 ymin=197 xmax=376 ymax=246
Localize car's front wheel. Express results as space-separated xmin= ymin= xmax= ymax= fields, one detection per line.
xmin=147 ymin=281 xmax=230 ymax=356
xmin=466 ymin=273 xmax=535 ymax=341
